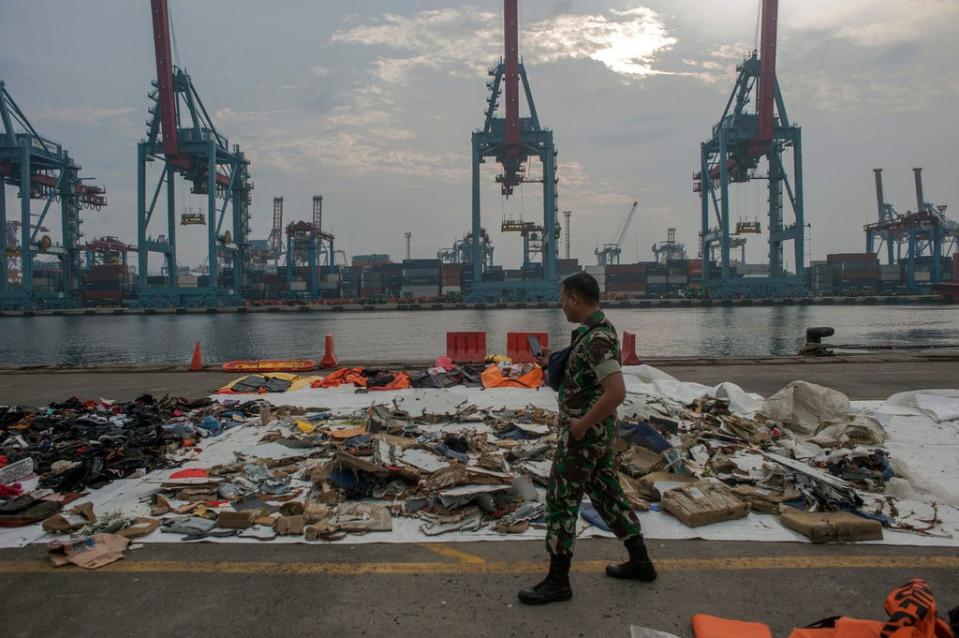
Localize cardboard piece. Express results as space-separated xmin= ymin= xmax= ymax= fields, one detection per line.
xmin=780 ymin=509 xmax=883 ymax=543
xmin=731 ymin=486 xmax=785 ymax=515
xmin=335 ymin=502 xmax=392 ymax=533
xmin=47 ymin=533 xmax=129 ymax=570
xmin=304 ymin=501 xmax=332 ymax=524
xmin=661 ymin=479 xmax=750 ymax=527
xmin=622 ymin=447 xmax=664 ymax=477
xmin=636 ymin=472 xmax=695 ymax=501
xmin=273 ymin=514 xmax=306 ymax=536
xmin=116 ymin=518 xmax=161 ymax=539
xmin=216 ymin=511 xmax=254 ymax=530
xmin=41 ymin=502 xmax=96 ymax=533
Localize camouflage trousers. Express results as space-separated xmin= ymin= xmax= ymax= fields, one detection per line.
xmin=544 ymin=421 xmax=642 ymax=555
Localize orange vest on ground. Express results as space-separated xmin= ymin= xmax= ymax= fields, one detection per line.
xmin=480 ymin=364 xmax=544 ymax=389
xmin=692 ymin=579 xmax=954 ymax=638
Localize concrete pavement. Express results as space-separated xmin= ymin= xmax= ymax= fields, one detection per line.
xmin=2 ymin=354 xmax=959 ymax=405
xmin=1 ymin=538 xmax=957 ymax=638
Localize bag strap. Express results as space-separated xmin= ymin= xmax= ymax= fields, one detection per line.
xmin=569 ymin=320 xmax=606 ymax=356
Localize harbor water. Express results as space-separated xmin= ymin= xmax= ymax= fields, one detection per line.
xmin=1 ymin=305 xmax=956 ymax=366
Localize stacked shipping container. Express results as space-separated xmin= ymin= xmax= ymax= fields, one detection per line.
xmin=827 ymin=253 xmax=879 ymax=293
xmin=401 ymin=259 xmax=441 ymax=298
xmin=83 ymin=264 xmax=135 ymax=304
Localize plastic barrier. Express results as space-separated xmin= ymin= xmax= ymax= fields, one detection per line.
xmin=506 ymin=332 xmax=548 ymax=363
xmin=621 ymin=331 xmax=641 ymax=365
xmin=319 ymin=335 xmax=339 ymax=369
xmin=446 ymin=332 xmax=487 ymax=363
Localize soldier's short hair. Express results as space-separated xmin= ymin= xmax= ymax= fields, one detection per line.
xmin=562 ymin=272 xmax=600 ymax=304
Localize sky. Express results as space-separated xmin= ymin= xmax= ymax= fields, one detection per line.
xmin=1 ymin=0 xmax=957 ymax=272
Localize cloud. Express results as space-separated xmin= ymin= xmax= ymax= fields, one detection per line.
xmin=33 ymin=106 xmax=137 ymax=125
xmin=213 ymin=107 xmax=299 ymax=124
xmin=784 ymin=0 xmax=959 ymax=47
xmin=332 ymin=5 xmax=677 ymax=84
xmin=309 ymin=66 xmax=330 ymax=77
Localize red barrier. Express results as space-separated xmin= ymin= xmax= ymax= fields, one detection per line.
xmin=319 ymin=334 xmax=339 ymax=369
xmin=446 ymin=332 xmax=487 ymax=363
xmin=506 ymin=332 xmax=548 ymax=363
xmin=621 ymin=331 xmax=641 ymax=365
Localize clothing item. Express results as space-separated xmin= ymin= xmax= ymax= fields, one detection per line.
xmin=544 ymin=421 xmax=641 ymax=555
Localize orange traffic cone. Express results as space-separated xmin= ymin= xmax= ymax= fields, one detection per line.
xmin=319 ymin=334 xmax=339 ymax=369
xmin=189 ymin=341 xmax=203 ymax=371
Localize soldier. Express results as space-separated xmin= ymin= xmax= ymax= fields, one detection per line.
xmin=518 ymin=272 xmax=656 ymax=605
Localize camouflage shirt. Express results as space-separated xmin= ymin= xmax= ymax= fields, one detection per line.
xmin=557 ymin=310 xmax=622 ymax=426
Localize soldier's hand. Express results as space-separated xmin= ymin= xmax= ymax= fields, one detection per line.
xmin=535 ymin=350 xmax=550 ymax=369
xmin=567 ymin=418 xmax=588 ymax=445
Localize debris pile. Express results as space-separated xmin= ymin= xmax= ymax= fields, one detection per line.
xmin=2 ymin=372 xmax=956 ymax=555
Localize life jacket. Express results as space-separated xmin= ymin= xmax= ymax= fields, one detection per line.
xmin=480 ymin=364 xmax=544 ymax=389
xmin=313 ymin=368 xmax=368 ymax=388
xmin=692 ymin=579 xmax=954 ymax=638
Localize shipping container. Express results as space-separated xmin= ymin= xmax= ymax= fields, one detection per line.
xmin=827 ymin=253 xmax=879 ymax=264
xmin=353 ymin=254 xmax=391 ymax=268
xmin=647 ymin=275 xmax=668 ymax=284
xmin=401 ymin=285 xmax=440 ymax=298
xmin=605 ymin=282 xmax=646 ymax=293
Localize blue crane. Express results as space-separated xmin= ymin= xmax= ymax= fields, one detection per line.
xmin=595 ymin=201 xmax=638 ymax=267
xmin=1 ymin=82 xmax=107 ymax=310
xmin=694 ymin=0 xmax=806 ymax=297
xmin=136 ymin=0 xmax=252 ymax=308
xmin=468 ymin=0 xmax=559 ymax=301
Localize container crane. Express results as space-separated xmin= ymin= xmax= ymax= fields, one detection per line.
xmin=652 ymin=228 xmax=688 ymax=265
xmin=1 ymin=81 xmax=107 ymax=310
xmin=468 ymin=0 xmax=558 ymax=301
xmin=595 ymin=201 xmax=638 ymax=267
xmin=694 ymin=0 xmax=806 ymax=297
xmin=83 ymin=236 xmax=137 ymax=268
xmin=136 ymin=0 xmax=253 ymax=308
xmin=864 ymin=168 xmax=957 ymax=290
xmin=283 ymin=196 xmax=335 ymax=300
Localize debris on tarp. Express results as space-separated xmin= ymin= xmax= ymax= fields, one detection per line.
xmin=2 ymin=365 xmax=957 ymax=548
xmin=47 ymin=532 xmax=130 ymax=569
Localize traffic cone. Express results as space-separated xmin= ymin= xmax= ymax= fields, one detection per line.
xmin=189 ymin=341 xmax=203 ymax=371
xmin=319 ymin=334 xmax=339 ymax=369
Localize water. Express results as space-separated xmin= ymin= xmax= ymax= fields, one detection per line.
xmin=0 ymin=305 xmax=956 ymax=366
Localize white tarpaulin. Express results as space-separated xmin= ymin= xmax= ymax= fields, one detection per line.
xmin=3 ymin=367 xmax=958 ymax=549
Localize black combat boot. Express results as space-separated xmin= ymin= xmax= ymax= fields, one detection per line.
xmin=605 ymin=535 xmax=657 ymax=581
xmin=517 ymin=553 xmax=573 ymax=605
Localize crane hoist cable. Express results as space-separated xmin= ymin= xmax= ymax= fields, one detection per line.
xmin=168 ymin=1 xmax=182 ymax=68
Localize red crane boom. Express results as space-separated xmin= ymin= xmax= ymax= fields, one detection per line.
xmin=150 ymin=0 xmax=180 ymax=161
xmin=503 ymin=0 xmax=520 ymax=158
xmin=756 ymin=0 xmax=778 ymax=144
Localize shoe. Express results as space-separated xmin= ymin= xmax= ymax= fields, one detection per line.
xmin=606 ymin=535 xmax=657 ymax=581
xmin=518 ymin=553 xmax=573 ymax=605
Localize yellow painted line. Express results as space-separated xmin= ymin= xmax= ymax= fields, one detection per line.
xmin=0 ymin=555 xmax=957 ymax=575
xmin=419 ymin=543 xmax=487 ymax=564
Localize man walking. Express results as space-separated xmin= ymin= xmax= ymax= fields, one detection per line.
xmin=518 ymin=272 xmax=656 ymax=605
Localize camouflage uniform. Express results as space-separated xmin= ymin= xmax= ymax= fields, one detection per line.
xmin=545 ymin=310 xmax=642 ymax=555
